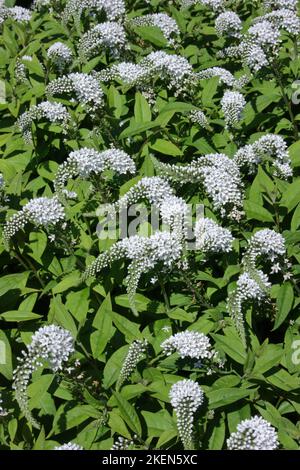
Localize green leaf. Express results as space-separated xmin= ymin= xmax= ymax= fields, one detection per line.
xmin=208 ymin=418 xmax=225 ymax=450
xmin=0 ymin=330 xmax=12 ymax=380
xmin=207 ymin=387 xmax=251 ymax=409
xmin=134 ymin=92 xmax=151 ymax=123
xmin=0 ymin=310 xmax=42 ymax=321
xmin=273 ymin=283 xmax=294 ymax=330
xmin=211 ymin=331 xmax=246 ymax=364
xmin=90 ymin=294 xmax=116 ymax=359
xmin=150 ymin=138 xmax=183 ymax=156
xmin=244 ymin=200 xmax=274 ymax=222
xmin=112 ymin=391 xmax=142 ymax=436
xmin=102 ymin=346 xmax=128 ymax=389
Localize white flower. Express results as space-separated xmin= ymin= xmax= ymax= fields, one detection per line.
xmin=55 ymin=442 xmax=83 ymax=450
xmin=189 ymin=109 xmax=209 ymax=128
xmin=170 ymin=379 xmax=204 ymax=450
xmin=235 ymin=134 xmax=292 ymax=179
xmin=161 ymin=331 xmax=214 ymax=360
xmin=63 ymin=0 xmax=125 ymax=24
xmin=0 ymin=393 xmax=8 ymax=417
xmin=111 ymin=436 xmax=134 ymax=450
xmin=220 ymin=90 xmax=246 ymax=128
xmin=227 ymin=416 xmax=278 ymax=450
xmin=3 ymin=196 xmax=66 ymax=243
xmin=17 ymin=101 xmax=70 ymax=144
xmin=245 ymin=229 xmax=286 ymax=264
xmin=194 ymin=217 xmax=234 ymax=253
xmin=13 ymin=325 xmax=74 ymax=428
xmin=54 ymin=147 xmax=135 ymax=191
xmin=47 ymin=73 xmax=104 ymax=111
xmin=154 ymin=154 xmax=243 ymax=219
xmin=129 ymin=13 xmax=180 ymax=45
xmin=79 ymin=22 xmax=127 ymax=60
xmin=83 ymin=232 xmax=183 ymax=315
xmin=8 ymin=6 xmax=31 ymax=22
xmin=47 ymin=42 xmax=73 ymax=71
xmin=117 ymin=339 xmax=148 ymax=389
xmin=215 ymin=11 xmax=242 ymax=38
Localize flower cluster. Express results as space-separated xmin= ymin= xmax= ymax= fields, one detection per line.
xmin=194 ymin=217 xmax=234 ymax=253
xmin=0 ymin=393 xmax=8 ymax=417
xmin=62 ymin=0 xmax=126 ymax=25
xmin=220 ymin=90 xmax=246 ymax=128
xmin=3 ymin=196 xmax=66 ymax=244
xmin=54 ymin=147 xmax=135 ymax=191
xmin=129 ymin=13 xmax=180 ymax=45
xmin=0 ymin=6 xmax=31 ymax=24
xmin=83 ymin=231 xmax=183 ymax=315
xmin=189 ymin=109 xmax=209 ymax=128
xmin=227 ymin=416 xmax=279 ymax=450
xmin=17 ymin=101 xmax=70 ymax=144
xmin=263 ymin=0 xmax=297 ymax=11
xmin=111 ymin=436 xmax=135 ymax=450
xmin=227 ymin=229 xmax=286 ymax=343
xmin=170 ymin=379 xmax=204 ymax=450
xmin=161 ymin=330 xmax=214 ymax=360
xmin=215 ymin=11 xmax=242 ymax=38
xmin=234 ymin=134 xmax=292 ymax=179
xmin=79 ymin=22 xmax=127 ymax=60
xmin=144 ymin=51 xmax=194 ymax=95
xmin=55 ymin=442 xmax=83 ymax=450
xmin=47 ymin=42 xmax=73 ymax=72
xmin=47 ymin=73 xmax=104 ymax=112
xmin=154 ymin=154 xmax=244 ymax=220
xmin=116 ymin=339 xmax=148 ymax=389
xmin=13 ymin=325 xmax=74 ymax=428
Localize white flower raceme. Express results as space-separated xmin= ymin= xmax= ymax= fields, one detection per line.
xmin=220 ymin=18 xmax=282 ymax=73
xmin=189 ymin=109 xmax=209 ymax=128
xmin=197 ymin=67 xmax=238 ymax=87
xmin=47 ymin=42 xmax=73 ymax=72
xmin=79 ymin=22 xmax=127 ymax=60
xmin=227 ymin=416 xmax=279 ymax=450
xmin=0 ymin=6 xmax=32 ymax=23
xmin=13 ymin=325 xmax=74 ymax=428
xmin=14 ymin=55 xmax=33 ymax=84
xmin=153 ymin=154 xmax=244 ymax=220
xmin=144 ymin=51 xmax=194 ymax=95
xmin=17 ymin=101 xmax=70 ymax=144
xmin=263 ymin=0 xmax=297 ymax=11
xmin=54 ymin=147 xmax=136 ymax=191
xmin=161 ymin=331 xmax=215 ymax=360
xmin=227 ymin=270 xmax=271 ymax=343
xmin=170 ymin=379 xmax=204 ymax=450
xmin=194 ymin=217 xmax=234 ymax=253
xmin=234 ymin=134 xmax=292 ymax=179
xmin=108 ymin=176 xmax=175 ymax=211
xmin=47 ymin=73 xmax=104 ymax=111
xmin=55 ymin=442 xmax=83 ymax=450
xmin=215 ymin=11 xmax=242 ymax=38
xmin=62 ymin=0 xmax=125 ymax=25
xmin=255 ymin=10 xmax=300 ymax=36
xmin=181 ymin=0 xmax=228 ymax=11
xmin=3 ymin=196 xmax=66 ymax=243
xmin=0 ymin=393 xmax=8 ymax=417
xmin=244 ymin=229 xmax=286 ymax=265
xmin=83 ymin=232 xmax=183 ymax=315
xmin=129 ymin=13 xmax=180 ymax=45
xmin=98 ymin=61 xmax=150 ymax=86
xmin=111 ymin=436 xmax=135 ymax=450
xmin=220 ymin=90 xmax=246 ymax=128
xmin=116 ymin=339 xmax=148 ymax=389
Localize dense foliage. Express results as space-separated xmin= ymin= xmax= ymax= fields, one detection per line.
xmin=0 ymin=0 xmax=299 ymax=451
